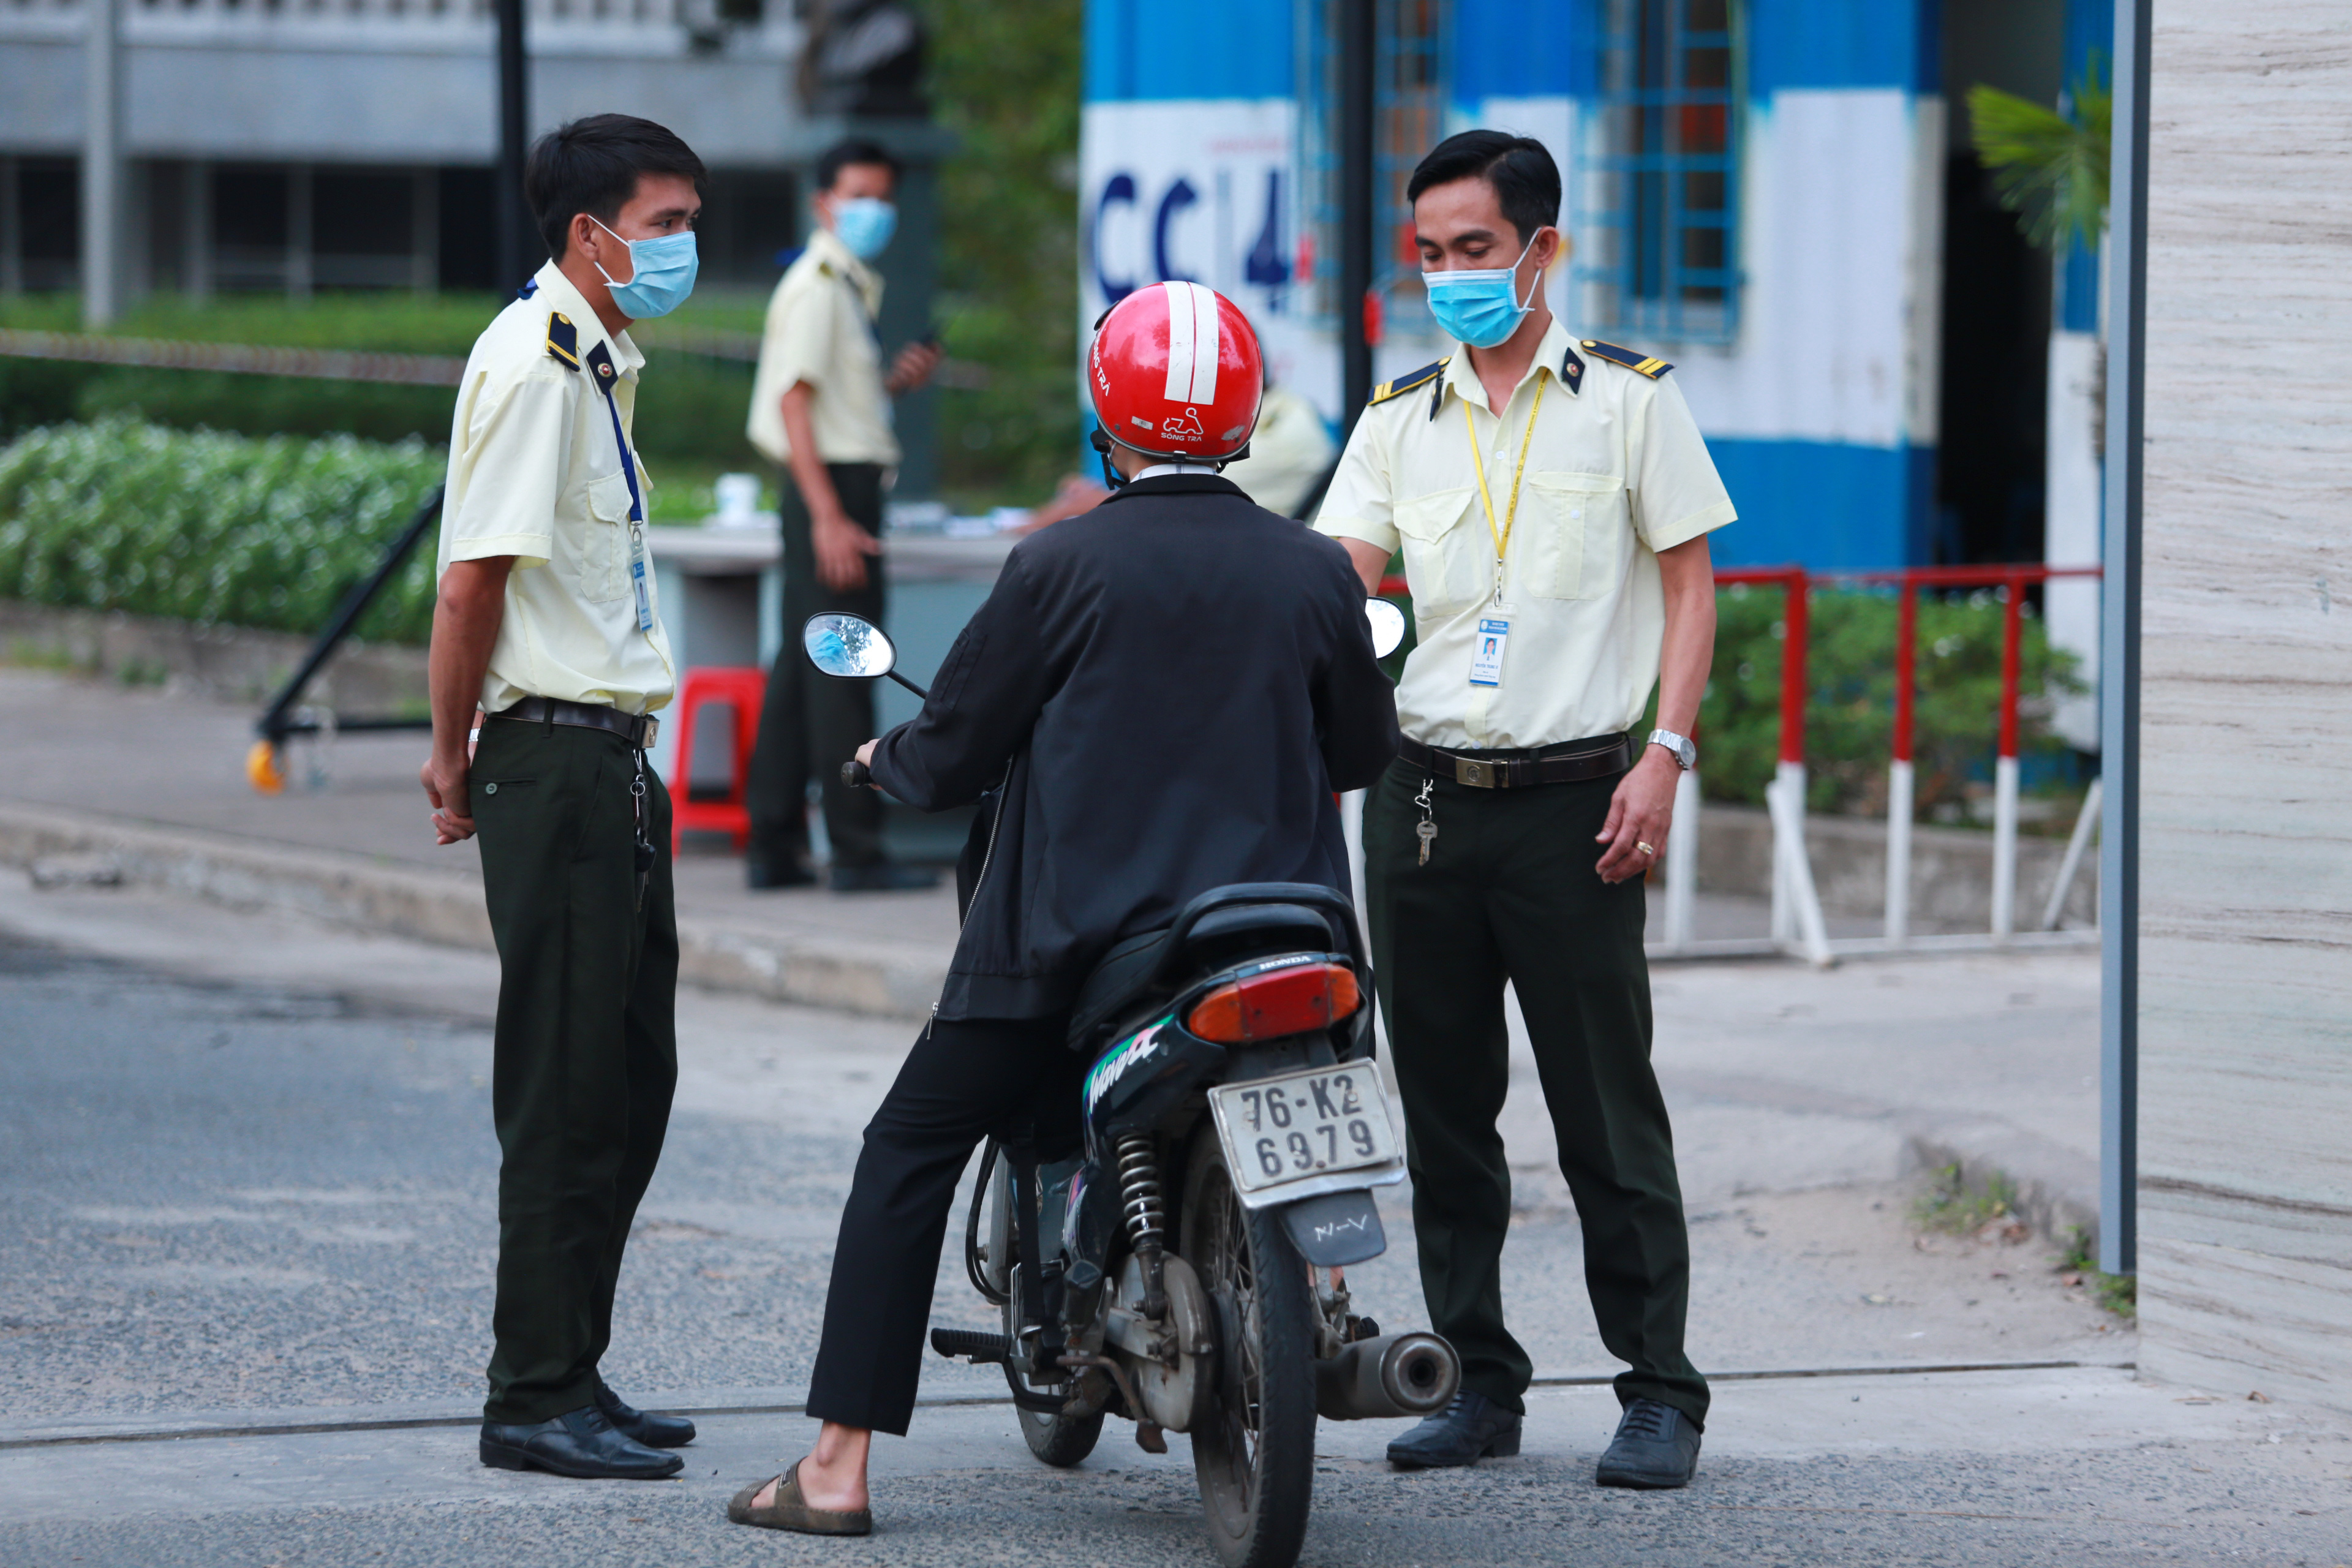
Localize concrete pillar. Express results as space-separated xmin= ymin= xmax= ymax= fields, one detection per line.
xmin=182 ymin=160 xmax=212 ymax=300
xmin=410 ymin=167 xmax=439 ymax=293
xmin=287 ymin=164 xmax=313 ymax=301
xmin=1 ymin=157 xmax=21 ymax=296
xmin=2136 ymin=0 xmax=2352 ymax=1412
xmin=80 ymin=0 xmax=125 ymax=326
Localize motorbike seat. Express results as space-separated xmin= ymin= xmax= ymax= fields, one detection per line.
xmin=1068 ymin=897 xmax=1344 ymax=1054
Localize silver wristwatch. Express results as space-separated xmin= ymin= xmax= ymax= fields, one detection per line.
xmin=1646 ymin=728 xmax=1698 ymax=771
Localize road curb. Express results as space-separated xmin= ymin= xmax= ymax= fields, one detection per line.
xmin=0 ymin=800 xmax=944 ymax=1020
xmin=1901 ymin=1124 xmax=2102 ymax=1256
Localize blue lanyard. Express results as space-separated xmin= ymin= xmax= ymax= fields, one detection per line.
xmin=595 ymin=375 xmax=644 ymax=523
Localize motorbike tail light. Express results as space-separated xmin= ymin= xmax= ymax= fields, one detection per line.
xmin=1185 ymin=963 xmax=1362 ymax=1044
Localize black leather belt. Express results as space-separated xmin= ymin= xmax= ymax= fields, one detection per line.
xmin=1398 ymin=733 xmax=1633 ymax=789
xmin=489 ymin=695 xmax=660 ymax=750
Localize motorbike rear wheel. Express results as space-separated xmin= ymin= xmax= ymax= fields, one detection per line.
xmin=988 ymin=1156 xmax=1104 ymax=1468
xmin=1183 ymin=1131 xmax=1316 ymax=1568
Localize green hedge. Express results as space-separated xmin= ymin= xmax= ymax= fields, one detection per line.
xmin=0 ymin=418 xmax=444 ymax=644
xmin=0 ymin=292 xmax=766 ymax=475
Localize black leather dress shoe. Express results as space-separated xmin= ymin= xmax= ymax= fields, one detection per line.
xmin=1385 ymin=1390 xmax=1523 ymax=1469
xmin=479 ymin=1404 xmax=684 ymax=1479
xmin=829 ymin=861 xmax=941 ymax=892
xmin=596 ymin=1384 xmax=696 ymax=1448
xmin=1596 ymin=1397 xmax=1702 ymax=1488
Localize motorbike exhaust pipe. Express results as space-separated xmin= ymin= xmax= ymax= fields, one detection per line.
xmin=1314 ymin=1331 xmax=1461 ymax=1422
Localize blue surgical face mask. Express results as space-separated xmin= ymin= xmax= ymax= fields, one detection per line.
xmin=591 ymin=217 xmax=699 ymax=320
xmin=1422 ymin=234 xmax=1539 ymax=349
xmin=832 ymin=197 xmax=897 ymax=260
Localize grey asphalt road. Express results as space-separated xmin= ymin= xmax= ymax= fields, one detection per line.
xmin=2 ymin=890 xmax=2345 ymax=1565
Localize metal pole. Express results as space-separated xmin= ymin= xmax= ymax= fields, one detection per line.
xmin=80 ymin=0 xmax=123 ymax=327
xmin=1337 ymin=0 xmax=1375 ymax=437
xmin=2099 ymin=0 xmax=2150 ymax=1279
xmin=495 ymin=0 xmax=532 ymax=292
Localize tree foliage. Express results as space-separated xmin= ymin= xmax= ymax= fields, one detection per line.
xmin=912 ymin=0 xmax=1087 ymax=507
xmin=1969 ymin=57 xmax=2111 ymax=257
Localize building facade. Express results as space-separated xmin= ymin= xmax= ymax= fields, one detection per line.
xmin=1081 ymin=0 xmax=2113 ymax=584
xmin=0 ymin=0 xmax=812 ymax=295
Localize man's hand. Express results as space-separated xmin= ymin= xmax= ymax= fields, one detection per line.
xmin=884 ymin=342 xmax=943 ymax=396
xmin=813 ymin=507 xmax=883 ymax=591
xmin=855 ymin=737 xmax=878 ymax=767
xmin=421 ymin=747 xmax=477 ymax=845
xmin=1595 ymin=745 xmax=1680 ymax=884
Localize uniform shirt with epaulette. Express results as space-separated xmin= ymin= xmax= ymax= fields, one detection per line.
xmin=745 ymin=225 xmax=899 ymax=468
xmin=1315 ymin=314 xmax=1735 ymax=751
xmin=437 ymin=261 xmax=676 ymax=718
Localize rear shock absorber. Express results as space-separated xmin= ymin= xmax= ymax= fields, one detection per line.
xmin=1114 ymin=1133 xmax=1169 ymax=1321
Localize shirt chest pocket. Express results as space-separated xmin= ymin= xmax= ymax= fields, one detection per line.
xmin=1520 ymin=471 xmax=1630 ymax=601
xmin=564 ymin=468 xmax=634 ymax=604
xmin=1392 ymin=486 xmax=1485 ymax=614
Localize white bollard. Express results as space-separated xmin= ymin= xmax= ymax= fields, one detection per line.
xmin=2040 ymin=774 xmax=2103 ymax=932
xmin=1766 ymin=765 xmax=1834 ymax=966
xmin=1662 ymin=768 xmax=1700 ymax=950
xmin=1991 ymin=754 xmax=2020 ymax=938
xmin=1884 ymin=759 xmax=1914 ymax=944
xmin=1770 ymin=760 xmax=1804 ymax=944
xmin=1341 ymin=787 xmax=1368 ymax=941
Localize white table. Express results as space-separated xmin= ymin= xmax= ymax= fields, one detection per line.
xmin=644 ymin=520 xmax=1016 ymax=850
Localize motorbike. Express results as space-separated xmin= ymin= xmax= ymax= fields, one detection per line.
xmin=803 ymin=601 xmax=1453 ymax=1568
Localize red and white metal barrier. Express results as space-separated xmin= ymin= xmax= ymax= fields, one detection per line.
xmin=1373 ymin=560 xmax=2101 ymax=963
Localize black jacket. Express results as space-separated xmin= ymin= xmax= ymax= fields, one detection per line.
xmin=869 ymin=473 xmax=1401 ymax=1021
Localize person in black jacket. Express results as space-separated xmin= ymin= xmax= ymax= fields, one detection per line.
xmin=728 ymin=284 xmax=1400 ymax=1536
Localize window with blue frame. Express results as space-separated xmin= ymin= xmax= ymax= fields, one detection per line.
xmin=1294 ymin=0 xmax=1452 ymax=330
xmin=1577 ymin=0 xmax=1741 ymax=344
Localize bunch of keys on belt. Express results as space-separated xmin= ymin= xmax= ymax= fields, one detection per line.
xmin=1414 ymin=777 xmax=1438 ymax=866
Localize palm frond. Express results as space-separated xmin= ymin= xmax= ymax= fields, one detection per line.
xmin=1967 ymin=56 xmax=2111 ymax=256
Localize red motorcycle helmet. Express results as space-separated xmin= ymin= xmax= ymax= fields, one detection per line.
xmin=1088 ymin=282 xmax=1264 ymax=462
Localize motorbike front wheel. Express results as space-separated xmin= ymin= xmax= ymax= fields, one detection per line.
xmin=1182 ymin=1131 xmax=1317 ymax=1568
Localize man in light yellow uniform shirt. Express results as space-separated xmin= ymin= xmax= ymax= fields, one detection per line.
xmin=421 ymin=114 xmax=705 ymax=1482
xmin=742 ymin=136 xmax=940 ymax=892
xmin=1317 ymin=132 xmax=1733 ymax=1489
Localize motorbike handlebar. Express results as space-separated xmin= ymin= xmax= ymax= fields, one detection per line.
xmin=841 ymin=758 xmax=874 ymax=790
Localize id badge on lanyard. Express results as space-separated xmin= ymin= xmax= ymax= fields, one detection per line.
xmin=597 ymin=377 xmax=656 ymax=633
xmin=1469 ymin=616 xmax=1511 ymax=687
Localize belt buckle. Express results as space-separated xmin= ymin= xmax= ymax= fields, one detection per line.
xmin=639 ymin=715 xmax=660 ymax=751
xmin=1453 ymin=756 xmax=1494 ymax=789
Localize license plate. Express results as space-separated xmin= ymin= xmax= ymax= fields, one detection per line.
xmin=1208 ymin=1064 xmax=1402 ymax=1198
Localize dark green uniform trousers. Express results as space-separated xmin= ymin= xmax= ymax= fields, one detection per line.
xmin=471 ymin=716 xmax=679 ymax=1425
xmin=1365 ymin=756 xmax=1709 ymax=1428
xmin=745 ymin=460 xmax=889 ymax=871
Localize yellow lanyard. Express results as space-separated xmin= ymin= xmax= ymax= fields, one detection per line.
xmin=1462 ymin=371 xmax=1547 ymax=605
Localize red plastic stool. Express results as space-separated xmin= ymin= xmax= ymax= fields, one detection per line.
xmin=668 ymin=666 xmax=768 ymax=854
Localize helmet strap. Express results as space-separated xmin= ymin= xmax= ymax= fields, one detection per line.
xmin=1088 ymin=426 xmax=1129 ymax=491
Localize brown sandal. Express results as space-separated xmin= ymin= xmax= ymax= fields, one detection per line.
xmin=726 ymin=1460 xmax=873 ymax=1536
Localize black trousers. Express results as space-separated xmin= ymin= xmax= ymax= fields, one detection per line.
xmin=804 ymin=1014 xmax=1087 ymax=1436
xmin=746 ymin=460 xmax=889 ymax=870
xmin=1364 ymin=757 xmax=1709 ymax=1428
xmin=470 ymin=717 xmax=679 ymax=1425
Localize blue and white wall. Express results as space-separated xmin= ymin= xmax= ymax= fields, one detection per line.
xmin=1081 ymin=0 xmax=1947 ymax=570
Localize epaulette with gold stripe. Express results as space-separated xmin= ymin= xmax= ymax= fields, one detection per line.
xmin=1367 ymin=358 xmax=1448 ymax=406
xmin=545 ymin=311 xmax=581 ymax=371
xmin=1579 ymin=339 xmax=1673 ymax=379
